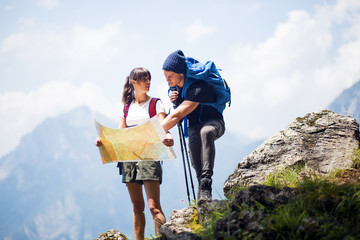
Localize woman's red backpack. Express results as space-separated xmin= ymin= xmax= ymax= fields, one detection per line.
xmin=123 ymin=97 xmax=160 ymax=126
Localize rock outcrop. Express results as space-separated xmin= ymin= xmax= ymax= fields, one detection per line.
xmin=159 ymin=206 xmax=201 ymax=240
xmin=224 ymin=110 xmax=360 ymax=196
xmin=94 ymin=229 xmax=128 ymax=240
xmin=213 ymin=185 xmax=295 ymax=238
xmin=158 ymin=185 xmax=297 ymax=239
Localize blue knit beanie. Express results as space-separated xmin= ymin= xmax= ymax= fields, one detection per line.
xmin=162 ymin=50 xmax=187 ymax=74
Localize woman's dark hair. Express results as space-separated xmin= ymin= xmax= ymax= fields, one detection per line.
xmin=122 ymin=67 xmax=151 ymax=104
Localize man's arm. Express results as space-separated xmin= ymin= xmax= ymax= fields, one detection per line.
xmin=162 ymin=100 xmax=199 ymax=131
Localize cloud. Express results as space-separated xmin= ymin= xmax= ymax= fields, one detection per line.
xmin=18 ymin=17 xmax=35 ymax=26
xmin=0 ymin=33 xmax=27 ymax=52
xmin=226 ymin=0 xmax=360 ymax=139
xmin=69 ymin=23 xmax=121 ymax=62
xmin=4 ymin=5 xmax=12 ymax=11
xmin=0 ymin=81 xmax=118 ymax=157
xmin=37 ymin=0 xmax=59 ymax=9
xmin=186 ymin=21 xmax=217 ymax=42
xmin=0 ymin=21 xmax=123 ymax=157
xmin=0 ymin=164 xmax=11 ymax=181
xmin=0 ymin=21 xmax=122 ymax=80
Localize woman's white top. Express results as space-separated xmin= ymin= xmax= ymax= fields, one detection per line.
xmin=120 ymin=98 xmax=165 ymax=127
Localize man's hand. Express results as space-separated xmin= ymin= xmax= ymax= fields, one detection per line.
xmin=169 ymin=90 xmax=179 ymax=103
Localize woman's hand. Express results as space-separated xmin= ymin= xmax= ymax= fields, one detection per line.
xmin=169 ymin=90 xmax=179 ymax=103
xmin=162 ymin=133 xmax=174 ymax=147
xmin=94 ymin=137 xmax=103 ymax=147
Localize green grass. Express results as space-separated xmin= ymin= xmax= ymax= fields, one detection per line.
xmin=264 ymin=177 xmax=360 ymax=240
xmin=263 ymin=164 xmax=305 ymax=188
xmin=195 ymin=203 xmax=231 ymax=239
xmin=351 ymin=147 xmax=360 ymax=169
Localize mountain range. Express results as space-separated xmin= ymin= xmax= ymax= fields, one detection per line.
xmin=0 ymin=107 xmax=135 ymax=239
xmin=328 ymin=80 xmax=360 ymax=122
xmin=1 ymin=79 xmax=359 ymax=240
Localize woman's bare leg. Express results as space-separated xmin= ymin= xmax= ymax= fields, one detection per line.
xmin=127 ymin=182 xmax=145 ymax=240
xmin=144 ymin=180 xmax=165 ymax=236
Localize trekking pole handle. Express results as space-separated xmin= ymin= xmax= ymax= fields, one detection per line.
xmin=170 ymin=87 xmax=179 ymax=109
xmin=170 ymin=87 xmax=183 ymax=125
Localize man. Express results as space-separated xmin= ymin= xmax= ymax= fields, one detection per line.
xmin=161 ymin=49 xmax=225 ymax=201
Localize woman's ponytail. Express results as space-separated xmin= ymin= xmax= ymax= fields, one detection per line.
xmin=122 ymin=76 xmax=134 ymax=104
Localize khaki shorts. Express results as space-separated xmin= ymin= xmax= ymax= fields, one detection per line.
xmin=121 ymin=161 xmax=162 ymax=184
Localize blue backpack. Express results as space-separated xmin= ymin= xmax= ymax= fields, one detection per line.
xmin=174 ymin=57 xmax=231 ymax=137
xmin=182 ymin=57 xmax=231 ymax=114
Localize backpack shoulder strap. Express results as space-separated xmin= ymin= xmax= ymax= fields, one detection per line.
xmin=149 ymin=98 xmax=160 ymax=118
xmin=123 ymin=102 xmax=131 ymax=120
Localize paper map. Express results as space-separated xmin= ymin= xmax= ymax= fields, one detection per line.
xmin=95 ymin=116 xmax=176 ymax=164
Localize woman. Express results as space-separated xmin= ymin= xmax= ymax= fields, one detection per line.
xmin=96 ymin=67 xmax=174 ymax=240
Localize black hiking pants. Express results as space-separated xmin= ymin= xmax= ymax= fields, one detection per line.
xmin=188 ymin=119 xmax=225 ymax=182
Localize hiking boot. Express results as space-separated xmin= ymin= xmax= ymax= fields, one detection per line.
xmin=198 ymin=178 xmax=212 ymax=202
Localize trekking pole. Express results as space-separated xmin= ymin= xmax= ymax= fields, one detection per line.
xmin=170 ymin=87 xmax=196 ymax=203
xmin=177 ymin=122 xmax=191 ymax=204
xmin=178 ymin=123 xmax=197 ymax=202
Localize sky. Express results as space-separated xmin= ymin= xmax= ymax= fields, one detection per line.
xmin=1 ymin=0 xmax=360 ymax=157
